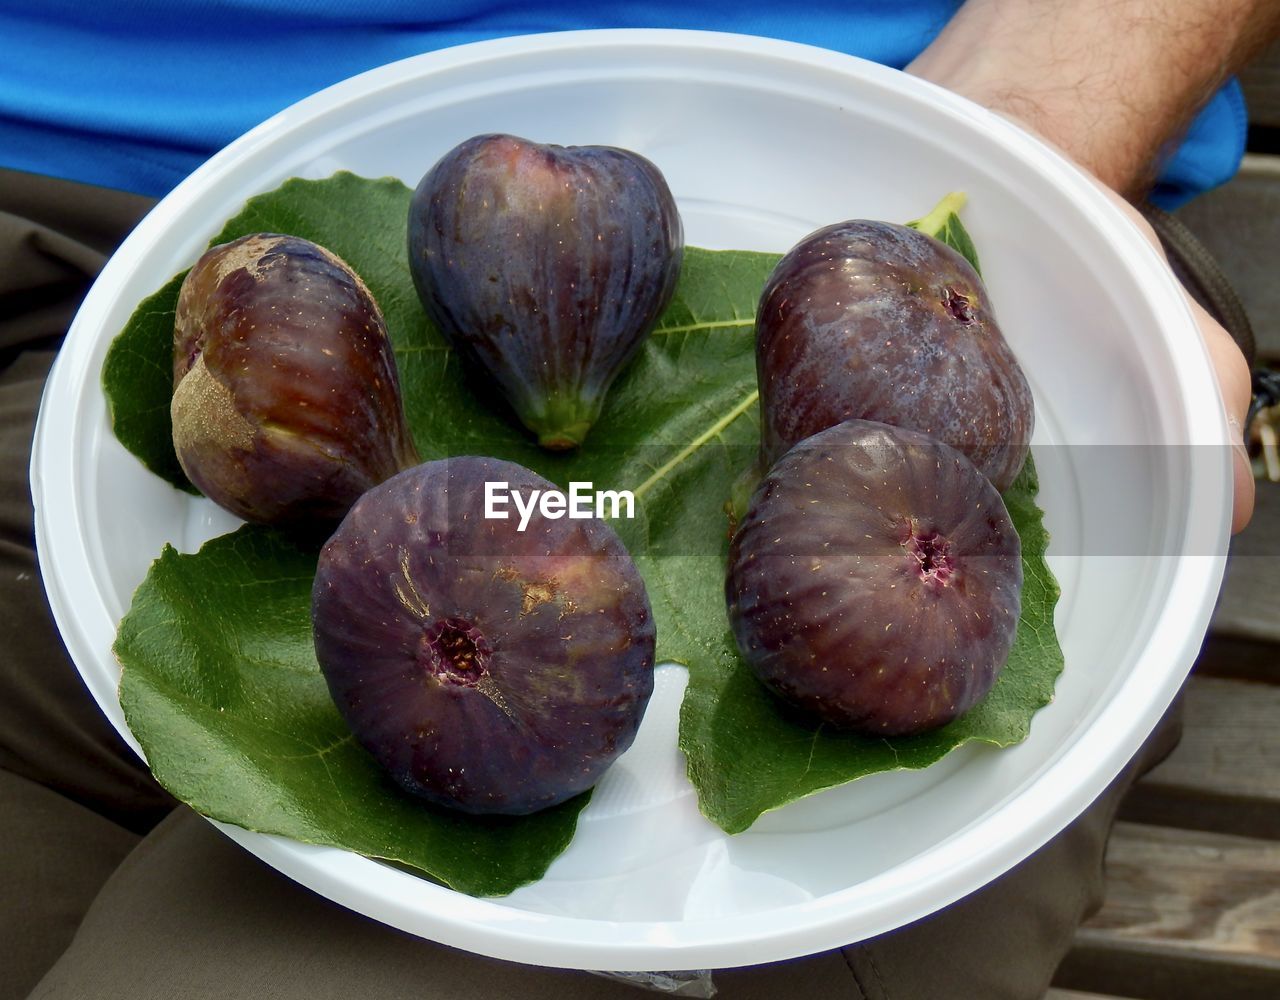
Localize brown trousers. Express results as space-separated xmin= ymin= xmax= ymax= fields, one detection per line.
xmin=0 ymin=167 xmax=1179 ymax=999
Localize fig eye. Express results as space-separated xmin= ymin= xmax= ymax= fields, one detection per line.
xmin=422 ymin=617 xmax=492 ymax=686
xmin=942 ymin=285 xmax=976 ymax=324
xmin=901 ymin=526 xmax=955 ymax=586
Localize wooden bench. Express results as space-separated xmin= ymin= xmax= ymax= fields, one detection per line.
xmin=1046 ymin=41 xmax=1280 ymax=999
xmin=1048 ymin=490 xmax=1280 ymax=1000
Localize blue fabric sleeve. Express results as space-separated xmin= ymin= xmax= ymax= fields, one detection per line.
xmin=1148 ymin=78 xmax=1249 ymax=210
xmin=0 ymin=1 xmax=1247 ymax=203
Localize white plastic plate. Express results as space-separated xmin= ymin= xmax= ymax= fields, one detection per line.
xmin=31 ymin=29 xmax=1230 ymax=971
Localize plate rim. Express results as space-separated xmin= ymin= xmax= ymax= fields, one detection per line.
xmin=30 ymin=27 xmax=1230 ymax=970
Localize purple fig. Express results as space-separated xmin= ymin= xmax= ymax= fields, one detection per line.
xmin=407 ymin=133 xmax=683 ymax=450
xmin=311 ymin=456 xmax=655 ymax=816
xmin=756 ymin=220 xmax=1033 ymax=492
xmin=171 ymin=233 xmax=420 ymax=525
xmin=726 ymin=419 xmax=1022 ymax=736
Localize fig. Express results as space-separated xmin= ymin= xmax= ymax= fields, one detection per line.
xmin=755 ymin=220 xmax=1033 ymax=492
xmin=407 ymin=133 xmax=683 ymax=450
xmin=726 ymin=419 xmax=1022 ymax=736
xmin=171 ymin=233 xmax=420 ymax=525
xmin=311 ymin=456 xmax=655 ymax=815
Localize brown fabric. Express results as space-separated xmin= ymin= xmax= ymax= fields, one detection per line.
xmin=22 ymin=715 xmax=1180 ymax=1000
xmin=0 ymin=170 xmax=176 ymax=836
xmin=0 ymin=165 xmax=1179 ymax=999
xmin=0 ymin=769 xmax=141 ymax=999
xmin=27 ymin=807 xmax=858 ymax=1000
xmin=0 ymin=169 xmax=153 ymax=354
xmin=842 ymin=698 xmax=1183 ymax=1000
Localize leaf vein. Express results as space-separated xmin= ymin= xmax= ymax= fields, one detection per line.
xmin=651 ymin=318 xmax=752 ymax=337
xmin=631 ymin=389 xmax=758 ymax=501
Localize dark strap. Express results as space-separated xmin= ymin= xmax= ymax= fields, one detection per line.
xmin=1141 ymin=201 xmax=1278 ymax=440
xmin=1251 ymin=368 xmax=1280 ymax=432
xmin=1141 ymin=202 xmax=1257 ymax=367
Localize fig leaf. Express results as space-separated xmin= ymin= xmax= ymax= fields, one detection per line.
xmin=106 ymin=174 xmax=1061 ymax=885
xmin=679 ymin=455 xmax=1061 ymax=834
xmin=907 ymin=190 xmax=983 ymax=275
xmin=102 ymin=270 xmax=197 ymax=492
xmin=115 ymin=527 xmax=585 ymax=896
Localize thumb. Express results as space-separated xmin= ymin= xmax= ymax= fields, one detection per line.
xmin=1186 ymin=293 xmax=1255 ymax=534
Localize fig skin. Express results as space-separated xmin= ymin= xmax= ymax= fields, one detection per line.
xmin=171 ymin=233 xmax=420 ymax=526
xmin=726 ymin=419 xmax=1022 ymax=736
xmin=407 ymin=133 xmax=683 ymax=450
xmin=756 ymin=220 xmax=1033 ymax=492
xmin=311 ymin=456 xmax=656 ymax=816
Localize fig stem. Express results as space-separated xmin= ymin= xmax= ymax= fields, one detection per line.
xmin=532 ymin=395 xmax=600 ymax=451
xmin=634 ymin=388 xmax=759 ymax=502
xmin=906 ymin=191 xmax=969 ymax=241
xmin=725 ymin=458 xmax=766 ymax=537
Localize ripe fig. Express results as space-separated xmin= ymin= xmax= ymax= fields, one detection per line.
xmin=756 ymin=220 xmax=1033 ymax=492
xmin=171 ymin=233 xmax=420 ymax=525
xmin=407 ymin=133 xmax=683 ymax=450
xmin=726 ymin=419 xmax=1022 ymax=736
xmin=311 ymin=456 xmax=655 ymax=816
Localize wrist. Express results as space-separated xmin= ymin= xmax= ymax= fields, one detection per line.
xmin=906 ymin=0 xmax=1252 ymax=198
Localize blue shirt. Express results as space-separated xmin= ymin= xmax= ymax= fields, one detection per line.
xmin=0 ymin=1 xmax=1246 ymax=207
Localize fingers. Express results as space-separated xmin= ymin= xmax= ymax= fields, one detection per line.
xmin=1187 ymin=294 xmax=1256 ymax=534
xmin=943 ymin=106 xmax=1255 ymax=535
xmin=1101 ymin=190 xmax=1255 ymax=534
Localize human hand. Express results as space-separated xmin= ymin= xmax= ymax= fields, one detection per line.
xmin=1099 ymin=191 xmax=1256 ymax=535
xmin=931 ymin=119 xmax=1257 ymax=533
xmin=906 ymin=0 xmax=1266 ymax=533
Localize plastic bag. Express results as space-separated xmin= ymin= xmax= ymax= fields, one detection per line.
xmin=589 ymin=969 xmax=717 ymax=996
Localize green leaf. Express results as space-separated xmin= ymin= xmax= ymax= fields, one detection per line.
xmin=101 ymin=271 xmax=196 ymax=492
xmin=102 ymin=174 xmax=441 ymax=489
xmin=107 ymin=173 xmax=1061 ymax=890
xmin=115 ymin=527 xmax=585 ymax=897
xmin=907 ymin=191 xmax=982 ymax=275
xmin=678 ymin=456 xmax=1061 ymax=833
